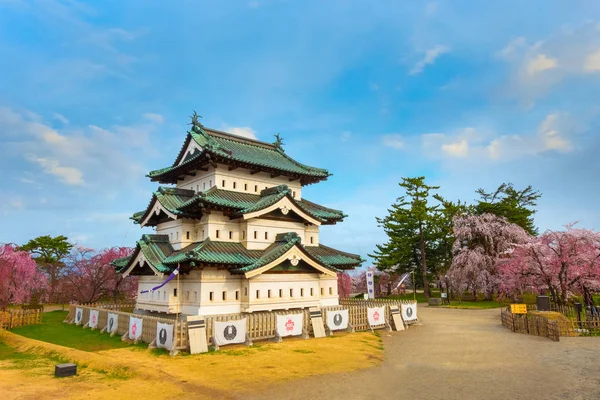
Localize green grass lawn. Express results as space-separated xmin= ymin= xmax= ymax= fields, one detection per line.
xmin=439 ymin=300 xmax=509 ymax=309
xmin=10 ymin=310 xmax=130 ymax=352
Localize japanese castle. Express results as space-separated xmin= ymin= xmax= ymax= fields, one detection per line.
xmin=113 ymin=114 xmax=363 ymax=316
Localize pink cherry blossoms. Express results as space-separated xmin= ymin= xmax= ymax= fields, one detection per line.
xmin=448 ymin=213 xmax=529 ymax=300
xmin=497 ymin=224 xmax=600 ymax=305
xmin=0 ymin=244 xmax=47 ymax=307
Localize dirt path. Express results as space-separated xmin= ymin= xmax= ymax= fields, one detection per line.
xmin=241 ymin=307 xmax=600 ymax=400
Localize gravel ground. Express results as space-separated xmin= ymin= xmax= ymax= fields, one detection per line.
xmin=240 ymin=306 xmax=600 ymax=400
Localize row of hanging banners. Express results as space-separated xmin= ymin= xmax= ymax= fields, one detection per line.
xmin=187 ymin=303 xmax=418 ymax=355
xmin=72 ymin=307 xmax=177 ymax=353
xmin=71 ymin=302 xmax=418 ymax=356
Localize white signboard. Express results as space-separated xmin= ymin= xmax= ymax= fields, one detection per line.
xmin=89 ymin=310 xmax=99 ymax=329
xmin=326 ymin=309 xmax=349 ymax=331
xmin=401 ymin=303 xmax=418 ymax=322
xmin=276 ymin=314 xmax=303 ymax=337
xmin=75 ymin=307 xmax=83 ymax=324
xmin=366 ymin=270 xmax=375 ymax=299
xmin=107 ymin=313 xmax=118 ymax=334
xmin=214 ymin=318 xmax=247 ymax=346
xmin=367 ymin=306 xmax=386 ymax=327
xmin=156 ymin=322 xmax=174 ymax=351
xmin=129 ymin=317 xmax=143 ymax=341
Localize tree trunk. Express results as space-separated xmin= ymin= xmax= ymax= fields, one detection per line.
xmin=418 ymin=222 xmax=429 ymax=298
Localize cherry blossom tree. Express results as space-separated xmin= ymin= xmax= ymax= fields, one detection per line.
xmin=0 ymin=244 xmax=47 ymax=307
xmin=498 ymin=224 xmax=600 ymax=305
xmin=337 ymin=272 xmax=353 ymax=298
xmin=59 ymin=246 xmax=135 ymax=303
xmin=449 ymin=213 xmax=529 ymax=301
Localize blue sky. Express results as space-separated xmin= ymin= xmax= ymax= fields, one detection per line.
xmin=1 ymin=0 xmax=600 ymax=264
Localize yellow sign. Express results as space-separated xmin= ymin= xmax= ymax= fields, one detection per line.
xmin=510 ymin=304 xmax=528 ymax=314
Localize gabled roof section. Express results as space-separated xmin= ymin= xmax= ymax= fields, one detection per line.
xmin=304 ymin=244 xmax=364 ymax=270
xmin=147 ymin=125 xmax=331 ymax=185
xmin=114 ymin=235 xmax=362 ymax=276
xmin=132 ymin=187 xmax=198 ymax=226
xmin=114 ymin=235 xmax=174 ymax=276
xmin=155 ymin=185 xmax=346 ymax=225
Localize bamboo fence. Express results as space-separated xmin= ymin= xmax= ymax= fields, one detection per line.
xmin=0 ymin=308 xmax=43 ymax=329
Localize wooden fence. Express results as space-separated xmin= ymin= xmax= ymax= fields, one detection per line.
xmin=500 ymin=308 xmax=560 ymax=341
xmin=68 ymin=305 xmax=187 ymax=350
xmin=0 ymin=308 xmax=43 ymax=330
xmin=69 ymin=299 xmax=417 ymax=351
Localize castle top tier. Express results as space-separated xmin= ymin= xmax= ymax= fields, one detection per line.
xmin=147 ymin=119 xmax=331 ymax=186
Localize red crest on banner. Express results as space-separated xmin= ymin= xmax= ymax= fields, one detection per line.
xmin=373 ymin=311 xmax=380 ymax=322
xmin=285 ymin=319 xmax=295 ymax=332
xmin=132 ymin=323 xmax=137 ymax=336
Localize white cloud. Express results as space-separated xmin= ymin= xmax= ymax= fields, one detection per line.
xmin=143 ymin=113 xmax=164 ymax=123
xmin=584 ymin=49 xmax=600 ymax=72
xmin=382 ymin=134 xmax=405 ymax=149
xmin=26 ymin=155 xmax=84 ymax=185
xmin=526 ymin=54 xmax=557 ymax=75
xmin=441 ymin=139 xmax=469 ymax=158
xmin=497 ymin=37 xmax=526 ymax=59
xmin=53 ymin=113 xmax=69 ymax=124
xmin=410 ymin=45 xmax=449 ymax=75
xmin=225 ymin=126 xmax=258 ymax=140
xmin=539 ymin=113 xmax=572 ymax=152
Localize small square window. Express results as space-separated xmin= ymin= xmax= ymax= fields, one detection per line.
xmin=279 ymin=289 xmax=283 ymax=298
xmin=264 ymin=232 xmax=268 ymax=240
xmin=289 ymin=288 xmax=293 ymax=297
xmin=233 ymin=182 xmax=237 ymax=189
xmin=254 ymin=231 xmax=257 ymax=239
xmin=235 ymin=291 xmax=239 ymax=300
xmin=242 ymin=231 xmax=246 ymax=240
xmin=310 ymin=288 xmax=314 ymax=296
xmin=222 ymin=180 xmax=226 ymax=187
xmin=216 ymin=230 xmax=220 ymax=239
xmin=310 ymin=236 xmax=314 ymax=244
xmin=174 ymin=288 xmax=178 ymax=297
xmin=293 ymin=190 xmax=296 ymax=197
xmin=203 ymin=182 xmax=206 ymax=189
xmin=222 ymin=291 xmax=227 ymax=301
xmin=244 ymin=287 xmax=248 ymax=296
xmin=256 ymin=290 xmax=260 ymax=299
xmin=244 ymin=183 xmax=248 ymax=191
xmin=254 ymin=185 xmax=258 ymax=192
xmin=321 ymin=288 xmax=324 ymax=296
xmin=229 ymin=231 xmax=233 ymax=240
xmin=186 ymin=231 xmax=190 ymax=240
xmin=300 ymin=288 xmax=304 ymax=297
xmin=210 ymin=292 xmax=214 ymax=301
xmin=268 ymin=289 xmax=272 ymax=298
xmin=329 ymin=287 xmax=333 ymax=295
xmin=194 ymin=291 xmax=198 ymax=302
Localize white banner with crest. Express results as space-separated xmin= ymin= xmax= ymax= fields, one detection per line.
xmin=129 ymin=317 xmax=143 ymax=340
xmin=326 ymin=309 xmax=349 ymax=331
xmin=214 ymin=318 xmax=247 ymax=346
xmin=276 ymin=313 xmax=303 ymax=337
xmin=107 ymin=313 xmax=118 ymax=334
xmin=75 ymin=307 xmax=83 ymax=324
xmin=367 ymin=306 xmax=386 ymax=327
xmin=89 ymin=310 xmax=99 ymax=329
xmin=156 ymin=322 xmax=174 ymax=350
xmin=401 ymin=303 xmax=418 ymax=321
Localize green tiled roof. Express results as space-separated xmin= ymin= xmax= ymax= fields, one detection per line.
xmin=147 ymin=126 xmax=330 ymax=185
xmin=111 ymin=256 xmax=132 ymax=273
xmin=134 ymin=185 xmax=345 ymax=225
xmin=118 ymin=232 xmax=362 ymax=276
xmin=136 ymin=234 xmax=174 ymax=273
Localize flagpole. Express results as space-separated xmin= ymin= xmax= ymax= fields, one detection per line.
xmin=176 ymin=263 xmax=181 ymax=348
xmin=412 ymin=270 xmax=416 ymax=302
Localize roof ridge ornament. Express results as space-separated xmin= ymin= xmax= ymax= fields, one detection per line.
xmin=273 ymin=133 xmax=285 ymax=151
xmin=189 ymin=110 xmax=204 ymax=130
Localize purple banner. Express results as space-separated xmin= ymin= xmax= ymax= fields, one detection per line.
xmin=140 ymin=268 xmax=179 ymax=294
